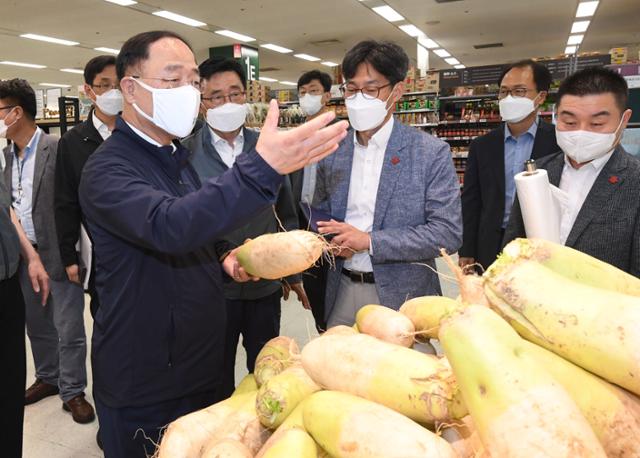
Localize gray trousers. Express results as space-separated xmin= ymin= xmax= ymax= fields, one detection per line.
xmin=327 ymin=274 xmax=381 ymax=328
xmin=19 ymin=261 xmax=87 ymax=402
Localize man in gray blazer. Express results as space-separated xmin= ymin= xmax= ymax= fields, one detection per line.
xmin=0 ymin=79 xmax=94 ymax=423
xmin=314 ymin=41 xmax=462 ymax=327
xmin=504 ymin=67 xmax=639 ymax=276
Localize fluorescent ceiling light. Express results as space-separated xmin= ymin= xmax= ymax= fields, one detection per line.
xmin=280 ymin=81 xmax=297 ymax=86
xmin=454 ymin=64 xmax=466 ymax=69
xmin=433 ymin=49 xmax=451 ymax=58
xmin=294 ymin=53 xmax=320 ymax=62
xmin=20 ymin=33 xmax=78 ymax=46
xmin=565 ymin=45 xmax=578 ymax=54
xmin=104 ymin=0 xmax=137 ymax=5
xmin=152 ymin=10 xmax=206 ymax=27
xmin=372 ymin=5 xmax=404 ymax=22
xmin=418 ymin=37 xmax=439 ymax=49
xmin=259 ymin=76 xmax=278 ymax=82
xmin=576 ymin=1 xmax=599 ymax=17
xmin=399 ymin=24 xmax=424 ymax=37
xmin=94 ymin=47 xmax=120 ymax=54
xmin=215 ymin=30 xmax=255 ymax=42
xmin=40 ymin=83 xmax=71 ymax=88
xmin=567 ymin=34 xmax=584 ymax=45
xmin=571 ymin=20 xmax=590 ymax=33
xmin=321 ymin=61 xmax=339 ymax=67
xmin=260 ymin=43 xmax=292 ymax=54
xmin=60 ymin=68 xmax=84 ymax=74
xmin=445 ymin=57 xmax=460 ymax=65
xmin=0 ymin=61 xmax=46 ymax=69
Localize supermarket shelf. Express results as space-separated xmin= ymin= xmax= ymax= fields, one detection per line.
xmin=539 ymin=111 xmax=554 ymax=116
xmin=439 ymin=119 xmax=500 ymax=125
xmin=410 ymin=123 xmax=439 ymax=127
xmin=438 ymin=136 xmax=480 ymax=141
xmin=403 ymin=90 xmax=438 ymax=97
xmin=438 ymin=94 xmax=497 ymax=101
xmin=452 ymin=154 xmax=469 ymax=159
xmin=395 ymin=108 xmax=437 ymax=114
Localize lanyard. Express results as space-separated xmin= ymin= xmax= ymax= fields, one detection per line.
xmin=13 ymin=142 xmax=34 ymax=204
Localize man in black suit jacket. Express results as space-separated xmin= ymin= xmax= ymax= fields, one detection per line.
xmin=460 ymin=59 xmax=558 ymax=271
xmin=55 ymin=55 xmax=120 ymax=318
xmin=504 ymin=67 xmax=639 ymax=277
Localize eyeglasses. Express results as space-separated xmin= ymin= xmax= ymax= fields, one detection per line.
xmin=131 ymin=76 xmax=201 ymax=91
xmin=498 ymin=88 xmax=537 ymax=99
xmin=91 ymin=83 xmax=119 ymax=91
xmin=340 ymin=83 xmax=392 ymax=100
xmin=201 ymin=91 xmax=246 ymax=107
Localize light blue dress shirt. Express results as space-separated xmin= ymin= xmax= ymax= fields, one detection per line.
xmin=11 ymin=128 xmax=41 ymax=243
xmin=503 ymin=120 xmax=537 ymax=228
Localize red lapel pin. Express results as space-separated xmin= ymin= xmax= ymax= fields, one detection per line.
xmin=608 ymin=175 xmax=619 ymax=184
xmin=391 ymin=156 xmax=400 ymax=165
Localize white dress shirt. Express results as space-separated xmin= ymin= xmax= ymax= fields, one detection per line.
xmin=210 ymin=127 xmax=244 ymax=169
xmin=344 ymin=117 xmax=394 ymax=273
xmin=11 ymin=128 xmax=41 ymax=243
xmin=558 ymin=151 xmax=614 ymax=244
xmin=125 ymin=121 xmax=177 ymax=153
xmin=92 ymin=111 xmax=112 ymax=141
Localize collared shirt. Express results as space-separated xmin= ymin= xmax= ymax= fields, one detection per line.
xmin=558 ymin=150 xmax=614 ymax=245
xmin=344 ymin=117 xmax=394 ymax=273
xmin=125 ymin=121 xmax=177 ymax=153
xmin=300 ymin=163 xmax=318 ymax=204
xmin=210 ymin=127 xmax=244 ymax=169
xmin=11 ymin=128 xmax=41 ymax=243
xmin=92 ymin=111 xmax=112 ymax=141
xmin=503 ymin=120 xmax=538 ymax=227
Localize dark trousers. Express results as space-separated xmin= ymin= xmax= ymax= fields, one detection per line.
xmin=303 ymin=263 xmax=328 ymax=332
xmin=0 ymin=273 xmax=26 ymax=458
xmin=219 ymin=290 xmax=282 ymax=398
xmin=95 ymin=390 xmax=220 ymax=458
xmin=87 ymin=267 xmax=100 ymax=319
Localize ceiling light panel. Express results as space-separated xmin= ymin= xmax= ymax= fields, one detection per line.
xmin=571 ymin=20 xmax=590 ymax=33
xmin=94 ymin=47 xmax=120 ymax=54
xmin=567 ymin=34 xmax=584 ymax=45
xmin=215 ymin=30 xmax=255 ymax=42
xmin=0 ymin=61 xmax=46 ymax=69
xmin=60 ymin=68 xmax=84 ymax=74
xmin=433 ymin=49 xmax=451 ymax=58
xmin=418 ymin=37 xmax=439 ymax=49
xmin=259 ymin=76 xmax=278 ymax=82
xmin=20 ymin=33 xmax=78 ymax=46
xmin=260 ymin=43 xmax=292 ymax=53
xmin=40 ymin=83 xmax=71 ymax=88
xmin=565 ymin=45 xmax=578 ymax=54
xmin=372 ymin=5 xmax=404 ymax=22
xmin=294 ymin=54 xmax=321 ymax=62
xmin=280 ymin=81 xmax=297 ymax=86
xmin=445 ymin=57 xmax=460 ymax=65
xmin=399 ymin=24 xmax=424 ymax=37
xmin=103 ymin=0 xmax=137 ymax=5
xmin=576 ymin=1 xmax=599 ymax=17
xmin=454 ymin=64 xmax=466 ymax=69
xmin=152 ymin=10 xmax=206 ymax=27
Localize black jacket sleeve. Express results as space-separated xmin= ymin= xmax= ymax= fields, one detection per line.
xmin=459 ymin=139 xmax=482 ymax=259
xmin=276 ymin=175 xmax=303 ymax=284
xmin=502 ymin=195 xmax=526 ymax=248
xmin=54 ymin=135 xmax=80 ymax=267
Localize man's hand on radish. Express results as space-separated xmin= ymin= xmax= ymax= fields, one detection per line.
xmin=222 ymin=247 xmax=259 ymax=283
xmin=317 ymin=220 xmax=370 ymax=259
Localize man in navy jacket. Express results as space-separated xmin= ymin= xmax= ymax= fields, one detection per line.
xmin=79 ymin=30 xmax=347 ymax=458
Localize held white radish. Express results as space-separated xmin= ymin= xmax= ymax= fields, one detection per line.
xmin=201 ymin=439 xmax=253 ymax=458
xmin=439 ymin=305 xmax=606 ymax=458
xmin=323 ymin=325 xmax=358 ymax=336
xmin=237 ymin=230 xmax=326 ymax=279
xmin=440 ymin=249 xmax=490 ymax=307
xmin=301 ymin=333 xmax=466 ymax=423
xmin=254 ymin=336 xmax=299 ymax=387
xmin=355 ymin=304 xmax=415 ymax=347
xmin=303 ymin=391 xmax=457 ymax=458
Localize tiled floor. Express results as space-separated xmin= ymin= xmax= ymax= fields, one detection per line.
xmin=23 ymin=258 xmax=459 ymax=457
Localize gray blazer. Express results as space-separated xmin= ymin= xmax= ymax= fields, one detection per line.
xmin=504 ymin=146 xmax=640 ymax=277
xmin=313 ymin=121 xmax=462 ymax=318
xmin=4 ymin=130 xmax=65 ymax=280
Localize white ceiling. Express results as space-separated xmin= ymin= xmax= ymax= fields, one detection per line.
xmin=0 ymin=0 xmax=638 ymax=93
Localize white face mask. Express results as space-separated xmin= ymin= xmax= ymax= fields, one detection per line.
xmin=205 ymin=103 xmax=247 ymax=133
xmin=499 ymin=95 xmax=537 ymax=123
xmin=299 ymin=94 xmax=323 ymax=117
xmin=94 ymin=88 xmax=123 ymax=116
xmin=0 ymin=108 xmax=17 ymax=139
xmin=556 ymin=116 xmax=625 ymax=164
xmin=346 ymin=91 xmax=393 ymax=132
xmin=130 ymin=78 xmax=200 ymax=138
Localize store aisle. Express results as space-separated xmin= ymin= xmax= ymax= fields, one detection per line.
xmin=22 ymin=258 xmax=459 ymax=457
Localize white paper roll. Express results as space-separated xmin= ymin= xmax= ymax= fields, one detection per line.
xmin=514 ymin=169 xmax=562 ymax=243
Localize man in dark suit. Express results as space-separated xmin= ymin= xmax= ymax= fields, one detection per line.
xmin=504 ymin=67 xmax=639 ymax=276
xmin=55 ymin=55 xmax=121 ymax=319
xmin=1 ymin=79 xmax=95 ymax=423
xmin=460 ymin=60 xmax=558 ymax=271
xmin=183 ymin=57 xmax=308 ymax=397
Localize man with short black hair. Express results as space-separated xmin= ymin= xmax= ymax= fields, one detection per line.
xmin=55 ymin=55 xmax=121 ymax=319
xmin=314 ymin=40 xmax=462 ymax=327
xmin=460 ymin=59 xmax=559 ymax=271
xmin=183 ymin=57 xmax=308 ymax=398
xmin=80 ymin=30 xmax=347 ymax=457
xmin=1 ymin=78 xmax=94 ymax=423
xmin=504 ymin=66 xmax=639 ymax=276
